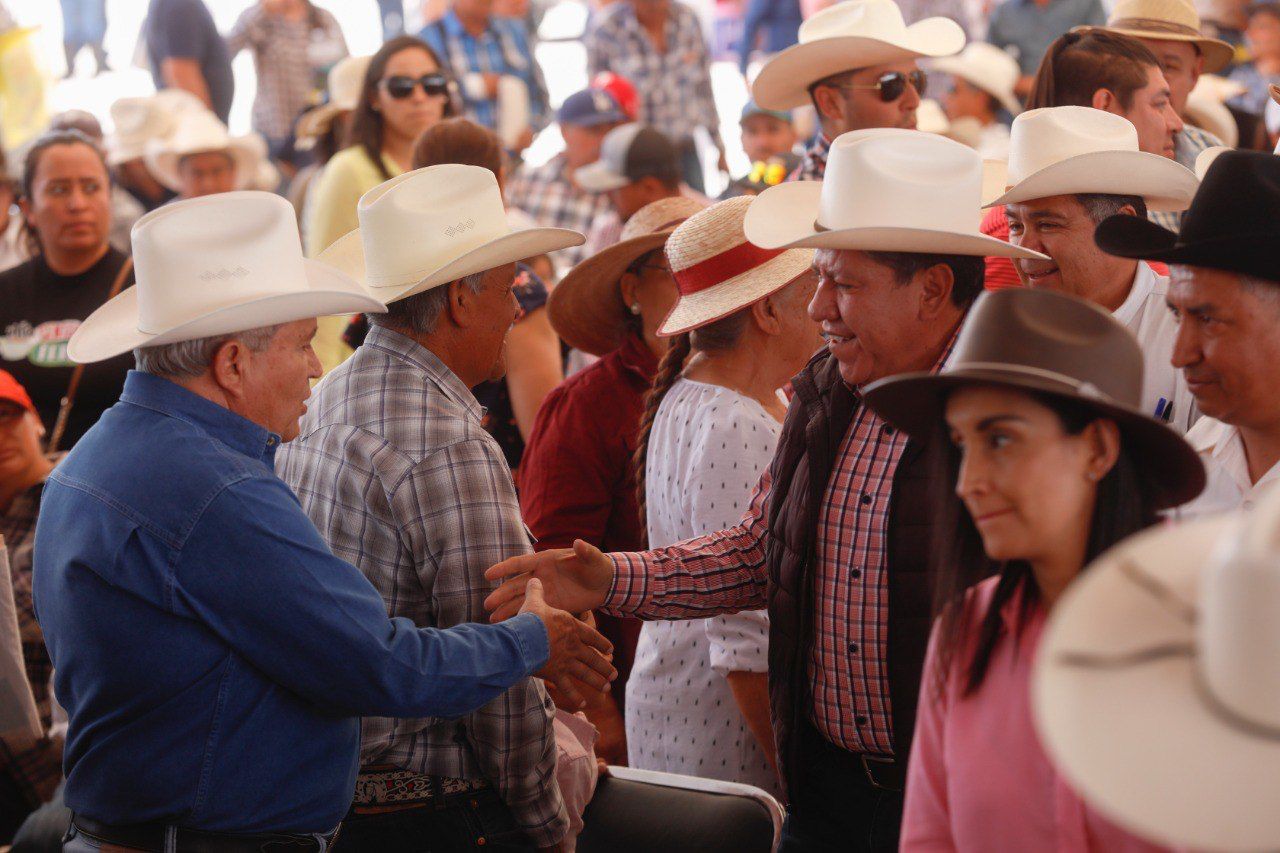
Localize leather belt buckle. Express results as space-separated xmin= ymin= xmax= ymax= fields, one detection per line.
xmin=859 ymin=753 xmax=904 ymax=792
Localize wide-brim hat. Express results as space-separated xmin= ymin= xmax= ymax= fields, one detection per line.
xmin=1095 ymin=148 xmax=1280 ymax=283
xmin=549 ymin=196 xmax=706 ymax=356
xmin=929 ymin=42 xmax=1023 ymax=116
xmin=752 ymin=0 xmax=966 ymax=110
xmin=295 ymin=55 xmax=373 ymax=147
xmin=144 ymin=110 xmax=269 ymax=193
xmin=744 ymin=129 xmax=1048 ymax=260
xmin=657 ymin=196 xmax=814 ymax=337
xmin=1090 ymin=0 xmax=1234 ymax=72
xmin=863 ymin=287 xmax=1205 ymax=509
xmin=986 ymin=106 xmax=1198 ymax=211
xmin=319 ymin=164 xmax=582 ymax=305
xmin=1034 ymin=493 xmax=1280 ymax=851
xmin=107 ymin=88 xmax=208 ymax=165
xmin=68 ymin=192 xmax=385 ymax=363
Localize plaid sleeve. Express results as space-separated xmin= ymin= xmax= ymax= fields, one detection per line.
xmin=394 ymin=438 xmax=569 ymax=847
xmin=607 ymin=468 xmax=773 ymax=618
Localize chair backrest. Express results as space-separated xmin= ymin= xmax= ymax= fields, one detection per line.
xmin=576 ymin=766 xmax=784 ymax=853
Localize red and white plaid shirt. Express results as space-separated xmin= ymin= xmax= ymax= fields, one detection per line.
xmin=606 ymin=393 xmax=908 ymax=756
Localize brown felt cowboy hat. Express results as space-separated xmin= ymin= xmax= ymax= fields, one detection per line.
xmin=863 ymin=287 xmax=1205 ymax=509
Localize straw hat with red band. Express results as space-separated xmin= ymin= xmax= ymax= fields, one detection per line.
xmin=548 ymin=196 xmax=707 ymax=356
xmin=658 ymin=196 xmax=814 ymax=337
xmin=0 ymin=369 xmax=35 ymax=414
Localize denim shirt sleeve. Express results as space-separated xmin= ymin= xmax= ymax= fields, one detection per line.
xmin=170 ymin=473 xmax=549 ymax=719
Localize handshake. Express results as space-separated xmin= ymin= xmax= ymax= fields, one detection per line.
xmin=488 ymin=540 xmax=619 ymax=709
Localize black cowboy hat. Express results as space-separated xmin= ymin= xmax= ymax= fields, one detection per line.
xmin=1093 ymin=149 xmax=1280 ymax=283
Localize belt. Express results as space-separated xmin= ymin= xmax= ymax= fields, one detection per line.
xmin=70 ymin=816 xmax=338 ymax=853
xmin=857 ymin=753 xmax=905 ymax=792
xmin=351 ymin=769 xmax=488 ymax=809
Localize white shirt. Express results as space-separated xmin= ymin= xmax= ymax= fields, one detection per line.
xmin=1174 ymin=417 xmax=1280 ymax=519
xmin=1112 ymin=263 xmax=1197 ymax=434
xmin=625 ymin=378 xmax=782 ymax=797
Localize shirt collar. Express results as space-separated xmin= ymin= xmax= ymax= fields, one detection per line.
xmin=443 ymin=9 xmax=492 ymax=39
xmin=1112 ymin=261 xmax=1158 ymax=328
xmin=118 ymin=370 xmax=279 ymax=462
xmin=363 ymin=324 xmax=485 ymax=421
xmin=617 ymin=329 xmax=660 ymax=380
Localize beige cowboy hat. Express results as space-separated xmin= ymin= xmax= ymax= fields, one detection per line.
xmin=107 ymin=88 xmax=208 ymax=166
xmin=318 ymin=164 xmax=583 ymax=305
xmin=863 ymin=287 xmax=1205 ymax=508
xmin=548 ymin=196 xmax=706 ymax=356
xmin=1093 ymin=0 xmax=1234 ymax=73
xmin=144 ymin=109 xmax=271 ymax=193
xmin=1033 ymin=485 xmax=1280 ymax=851
xmin=751 ymin=0 xmax=966 ymax=111
xmin=68 ymin=192 xmax=385 ymax=364
xmin=658 ymin=196 xmax=814 ymax=337
xmin=985 ymin=106 xmax=1199 ymax=211
xmin=295 ymin=55 xmax=372 ymax=149
xmin=743 ymin=128 xmax=1048 ymax=259
xmin=929 ymin=42 xmax=1023 ymax=117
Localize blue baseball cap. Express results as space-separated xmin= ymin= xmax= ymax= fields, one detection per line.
xmin=557 ymin=88 xmax=628 ymax=128
xmin=739 ymin=100 xmax=793 ymax=125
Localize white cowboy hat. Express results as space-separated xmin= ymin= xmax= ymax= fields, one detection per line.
xmin=1095 ymin=0 xmax=1235 ymax=73
xmin=1194 ymin=144 xmax=1230 ymax=179
xmin=1184 ymin=74 xmax=1247 ymax=148
xmin=144 ymin=110 xmax=270 ymax=193
xmin=743 ymin=128 xmax=1048 ymax=260
xmin=1033 ymin=484 xmax=1280 ymax=852
xmin=295 ymin=55 xmax=372 ymax=148
xmin=318 ymin=164 xmax=583 ymax=304
xmin=658 ymin=196 xmax=813 ymax=337
xmin=985 ymin=106 xmax=1199 ymax=212
xmin=929 ymin=42 xmax=1023 ymax=116
xmin=68 ymin=192 xmax=385 ymax=364
xmin=915 ymin=98 xmax=950 ymax=135
xmin=751 ymin=0 xmax=966 ymax=111
xmin=107 ymin=88 xmax=208 ymax=166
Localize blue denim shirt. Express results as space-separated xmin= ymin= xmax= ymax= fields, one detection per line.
xmin=32 ymin=371 xmax=549 ymax=833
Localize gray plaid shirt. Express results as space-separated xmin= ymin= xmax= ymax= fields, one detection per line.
xmin=276 ymin=324 xmax=566 ymax=846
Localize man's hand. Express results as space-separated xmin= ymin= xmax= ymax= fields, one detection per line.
xmin=485 ymin=539 xmax=614 ymax=620
xmin=519 ymin=578 xmax=617 ymax=709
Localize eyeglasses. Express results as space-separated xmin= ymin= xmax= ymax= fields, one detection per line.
xmin=838 ymin=69 xmax=927 ymax=103
xmin=380 ymin=74 xmax=450 ymax=100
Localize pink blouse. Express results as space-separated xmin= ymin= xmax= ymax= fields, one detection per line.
xmin=901 ymin=577 xmax=1173 ymax=852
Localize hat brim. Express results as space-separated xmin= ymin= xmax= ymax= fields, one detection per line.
xmin=657 ymin=248 xmax=815 ymax=337
xmin=1091 ymin=25 xmax=1235 ymax=73
xmin=295 ymin=103 xmax=348 ymax=144
xmin=752 ymin=20 xmax=967 ymax=110
xmin=1093 ymin=212 xmax=1279 ymax=282
xmin=987 ymin=150 xmax=1199 ymax=212
xmin=146 ymin=138 xmax=263 ymax=193
xmin=861 ymin=366 xmax=1205 ymax=508
xmin=927 ymin=57 xmax=1022 ymax=116
xmin=574 ymin=160 xmax=629 ymax=193
xmin=67 ymin=259 xmax=387 ymax=364
xmin=1033 ymin=514 xmax=1280 ymax=851
xmin=744 ymin=181 xmax=1050 ymax=260
xmin=319 ymin=225 xmax=583 ymax=305
xmin=549 ymin=231 xmax=678 ymax=355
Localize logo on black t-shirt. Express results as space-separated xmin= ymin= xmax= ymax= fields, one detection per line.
xmin=1 ymin=319 xmax=79 ymax=367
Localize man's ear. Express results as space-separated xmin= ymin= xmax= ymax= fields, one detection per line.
xmin=810 ymin=85 xmax=844 ymax=123
xmin=1091 ymin=88 xmax=1117 ymax=113
xmin=917 ymin=262 xmax=956 ymax=319
xmin=209 ymin=338 xmax=252 ymax=401
xmin=444 ymin=279 xmax=475 ymax=328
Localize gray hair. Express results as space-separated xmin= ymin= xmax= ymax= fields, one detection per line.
xmin=368 ymin=271 xmax=488 ymax=336
xmin=134 ymin=324 xmax=282 ymax=378
xmin=1074 ymin=193 xmax=1148 ymax=225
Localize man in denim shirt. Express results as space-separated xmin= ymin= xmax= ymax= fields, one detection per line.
xmin=32 ymin=192 xmax=613 ymax=851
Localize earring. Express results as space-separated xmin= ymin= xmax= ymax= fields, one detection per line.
xmin=629 ymin=303 xmax=641 ymax=315
xmin=1087 ymin=471 xmax=1099 ymax=482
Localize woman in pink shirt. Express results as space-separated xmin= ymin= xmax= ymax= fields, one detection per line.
xmin=862 ymin=287 xmax=1205 ymax=852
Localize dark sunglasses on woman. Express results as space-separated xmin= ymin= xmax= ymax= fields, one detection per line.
xmin=380 ymin=73 xmax=450 ymax=100
xmin=842 ymin=69 xmax=928 ymax=103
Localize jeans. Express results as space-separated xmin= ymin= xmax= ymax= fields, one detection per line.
xmin=776 ymin=723 xmax=903 ymax=852
xmin=331 ymin=788 xmax=534 ymax=853
xmin=11 ymin=784 xmax=69 ymax=852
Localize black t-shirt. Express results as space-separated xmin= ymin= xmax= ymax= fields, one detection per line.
xmin=0 ymin=249 xmax=136 ymax=449
xmin=145 ymin=0 xmax=235 ymax=123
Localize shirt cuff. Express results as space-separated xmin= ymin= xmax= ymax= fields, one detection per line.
xmin=506 ymin=611 xmax=550 ymax=675
xmin=462 ymin=72 xmax=488 ymax=101
xmin=605 ymin=551 xmax=652 ymax=614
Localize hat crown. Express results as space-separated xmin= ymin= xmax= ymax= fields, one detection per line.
xmin=1108 ymin=0 xmax=1201 ymax=31
xmin=131 ymin=192 xmax=312 ymax=334
xmin=328 ymin=55 xmax=372 ymax=111
xmin=619 ymin=196 xmax=705 ymax=243
xmin=947 ymin=288 xmax=1145 ymax=407
xmin=800 ymin=0 xmax=906 ymax=44
xmin=818 ymin=130 xmax=985 ymax=234
xmin=1199 ymin=486 xmax=1280 ymax=732
xmin=165 ymin=110 xmax=236 ymax=156
xmin=356 ymin=165 xmax=512 ymax=288
xmin=944 ymin=42 xmax=1020 ymax=90
xmin=1179 ymin=149 xmax=1280 ymax=255
xmin=666 ymin=196 xmax=755 ymax=274
xmin=1006 ymin=107 xmax=1140 ymax=185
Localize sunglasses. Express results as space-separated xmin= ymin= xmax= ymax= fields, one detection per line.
xmin=380 ymin=74 xmax=450 ymax=100
xmin=839 ymin=69 xmax=927 ymax=103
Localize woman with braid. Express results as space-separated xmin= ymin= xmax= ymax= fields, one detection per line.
xmin=623 ymin=197 xmax=819 ymax=794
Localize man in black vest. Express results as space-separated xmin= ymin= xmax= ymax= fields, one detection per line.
xmin=486 ymin=130 xmax=1048 ymax=850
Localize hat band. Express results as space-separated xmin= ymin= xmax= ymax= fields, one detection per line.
xmin=1108 ymin=17 xmax=1203 ymax=37
xmin=950 ymin=361 xmax=1118 ymax=404
xmin=672 ymin=241 xmax=787 ymax=296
